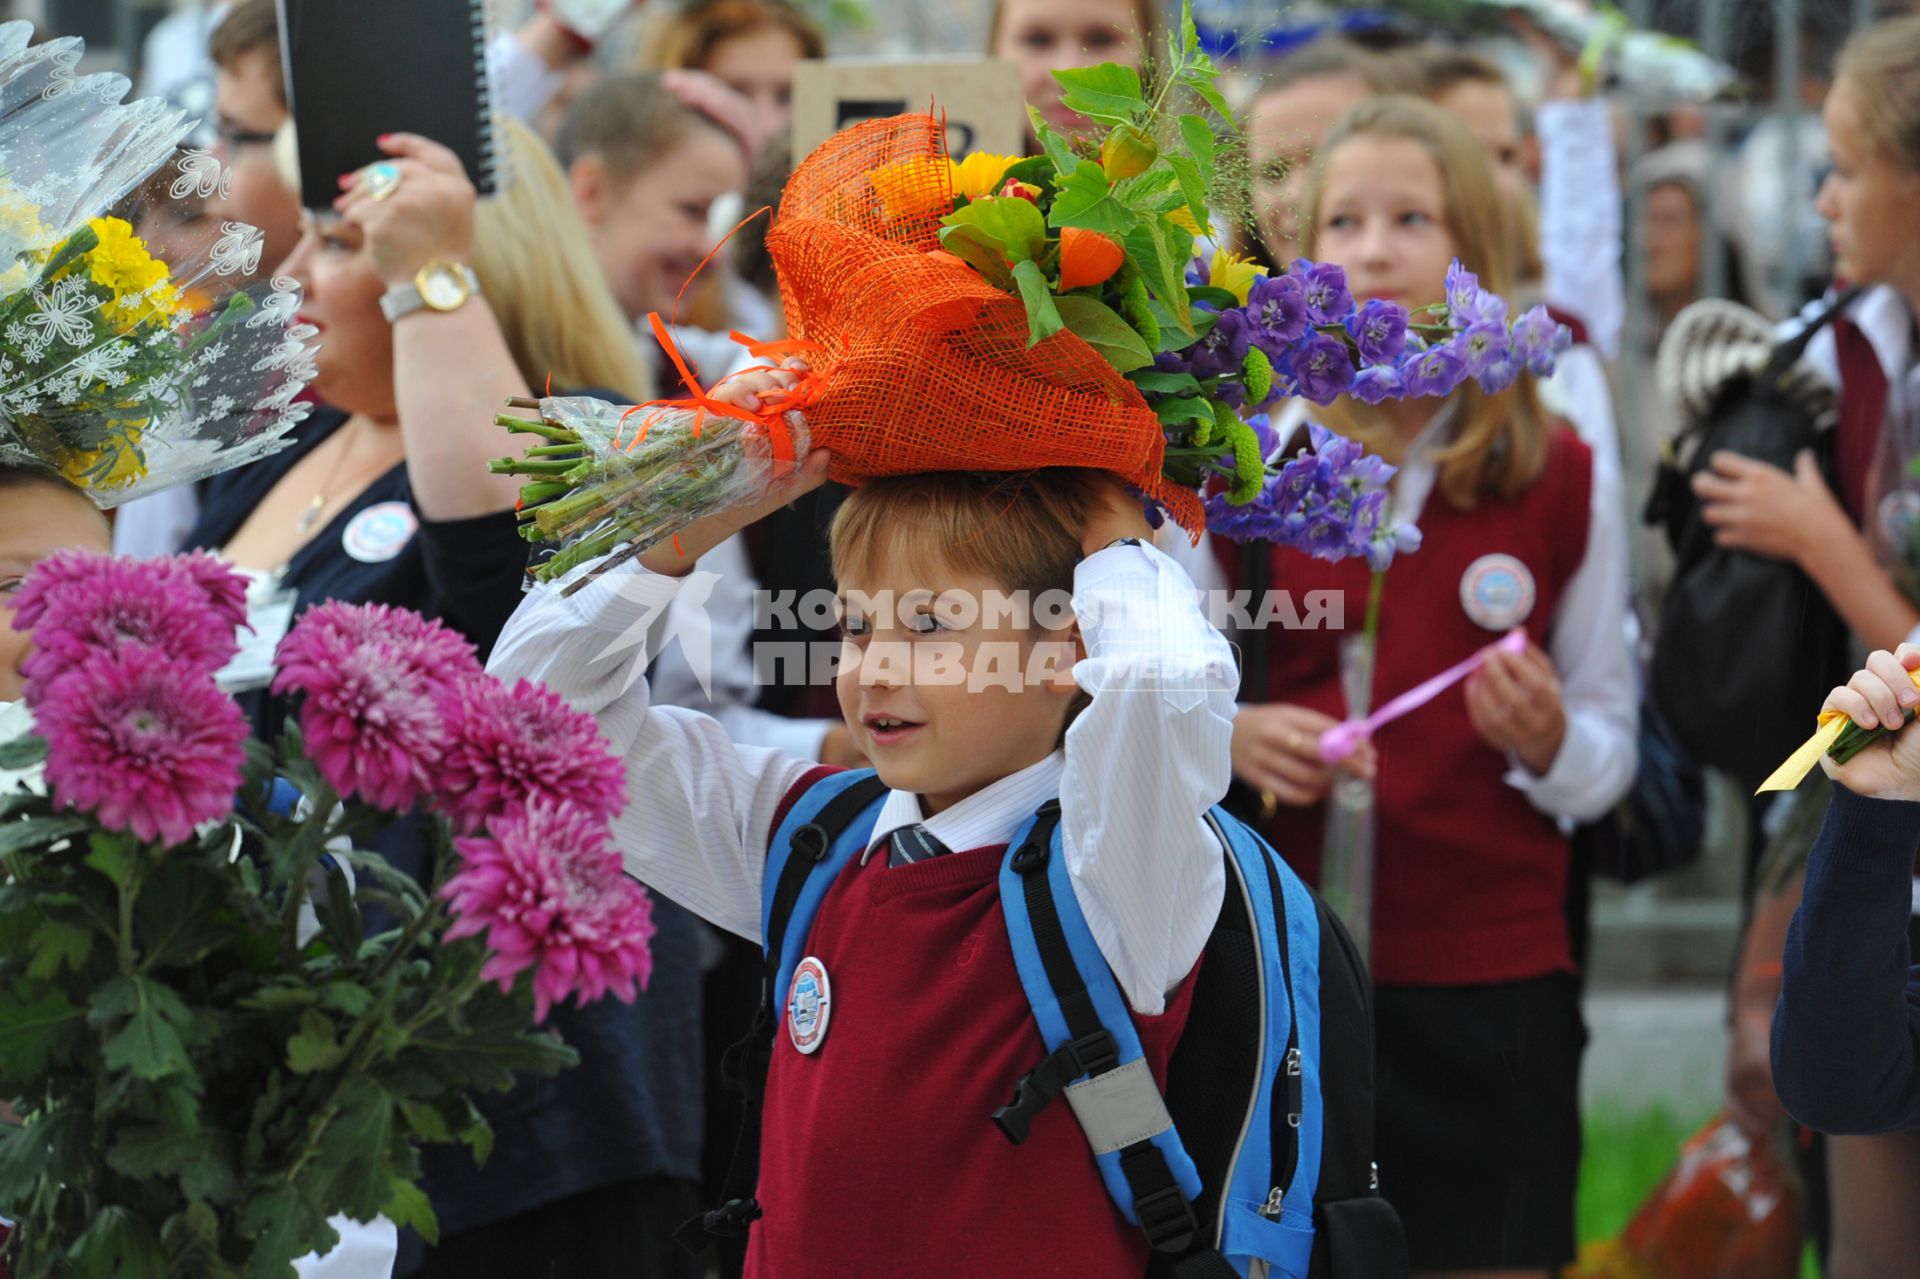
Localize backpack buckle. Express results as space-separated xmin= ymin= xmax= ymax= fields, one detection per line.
xmin=1134 ymin=1182 xmax=1199 ymax=1254
xmin=991 ymin=1029 xmax=1118 ymax=1144
xmin=790 ymin=821 xmax=830 ymax=862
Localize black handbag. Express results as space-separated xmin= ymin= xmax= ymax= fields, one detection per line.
xmin=1645 ymin=289 xmax=1861 ymax=793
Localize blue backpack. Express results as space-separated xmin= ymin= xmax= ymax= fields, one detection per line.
xmin=682 ymin=770 xmax=1407 ymax=1279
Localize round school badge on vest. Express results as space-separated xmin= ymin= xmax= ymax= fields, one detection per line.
xmin=341 ymin=501 xmax=418 ymax=564
xmin=1458 ymin=553 xmax=1537 ymax=632
xmin=787 ymin=956 xmax=832 ymax=1055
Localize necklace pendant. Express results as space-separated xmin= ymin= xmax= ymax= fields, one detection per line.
xmin=296 ymin=494 xmax=325 ymax=536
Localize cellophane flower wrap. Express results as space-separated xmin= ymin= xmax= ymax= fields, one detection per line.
xmin=0 ymin=554 xmax=654 ymax=1278
xmin=0 ymin=22 xmax=317 ymax=504
xmin=495 ymin=7 xmax=1566 ymax=582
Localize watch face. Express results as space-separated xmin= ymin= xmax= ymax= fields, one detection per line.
xmin=420 ymin=267 xmax=467 ymax=311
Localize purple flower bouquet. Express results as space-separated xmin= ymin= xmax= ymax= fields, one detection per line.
xmin=0 ymin=554 xmax=653 ymax=1277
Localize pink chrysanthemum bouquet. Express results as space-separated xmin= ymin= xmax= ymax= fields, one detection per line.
xmin=0 ymin=554 xmax=653 ymax=1278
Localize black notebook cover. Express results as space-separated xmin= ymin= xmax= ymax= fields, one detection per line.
xmin=277 ymin=0 xmax=499 ymax=210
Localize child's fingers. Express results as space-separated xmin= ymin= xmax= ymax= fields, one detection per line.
xmin=1847 ymin=665 xmax=1904 ymax=730
xmin=1825 ymin=684 xmax=1876 ymax=729
xmin=1868 ymin=648 xmax=1919 ymax=707
xmin=1899 ymin=642 xmax=1920 ymax=670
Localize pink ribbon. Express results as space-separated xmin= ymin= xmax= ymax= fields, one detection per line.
xmin=1318 ymin=630 xmax=1530 ymax=764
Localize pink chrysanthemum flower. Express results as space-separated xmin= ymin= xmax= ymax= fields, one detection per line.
xmin=35 ymin=643 xmax=246 ymax=847
xmin=442 ymin=800 xmax=655 ymax=1021
xmin=272 ymin=602 xmax=481 ymax=811
xmin=14 ymin=552 xmax=248 ymax=698
xmin=433 ymin=676 xmax=627 ymax=835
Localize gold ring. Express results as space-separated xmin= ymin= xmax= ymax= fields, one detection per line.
xmin=363 ymin=161 xmax=402 ymax=202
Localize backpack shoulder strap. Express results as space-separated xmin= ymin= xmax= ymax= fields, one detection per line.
xmin=762 ymin=767 xmax=890 ymax=1007
xmin=995 ymin=801 xmax=1220 ymax=1267
xmin=678 ymin=768 xmax=888 ymax=1253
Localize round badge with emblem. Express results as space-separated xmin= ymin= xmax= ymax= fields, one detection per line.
xmin=787 ymin=955 xmax=832 ymax=1055
xmin=1458 ymin=553 xmax=1537 ymax=632
xmin=341 ymin=501 xmax=419 ymax=564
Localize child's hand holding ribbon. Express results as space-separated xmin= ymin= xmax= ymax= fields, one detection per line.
xmin=1320 ymin=631 xmax=1532 ymax=765
xmin=1762 ymin=645 xmax=1920 ymax=799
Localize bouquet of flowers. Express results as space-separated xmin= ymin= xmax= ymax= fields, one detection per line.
xmin=0 ymin=553 xmax=654 ymax=1277
xmin=494 ymin=8 xmax=1567 ymax=584
xmin=0 ymin=22 xmax=316 ymax=503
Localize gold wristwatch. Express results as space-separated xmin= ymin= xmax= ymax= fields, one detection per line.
xmin=380 ymin=259 xmax=479 ymax=323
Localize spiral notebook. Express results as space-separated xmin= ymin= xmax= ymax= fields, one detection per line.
xmin=276 ymin=0 xmax=500 ymax=210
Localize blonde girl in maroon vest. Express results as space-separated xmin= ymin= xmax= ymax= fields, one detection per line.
xmin=1225 ymin=96 xmax=1635 ymax=1279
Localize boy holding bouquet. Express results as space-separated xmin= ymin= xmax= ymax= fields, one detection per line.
xmin=488 ymin=367 xmax=1240 ymax=1275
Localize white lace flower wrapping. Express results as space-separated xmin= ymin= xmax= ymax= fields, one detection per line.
xmin=0 ymin=21 xmax=318 ymax=506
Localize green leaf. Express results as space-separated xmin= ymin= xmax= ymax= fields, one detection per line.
xmin=1029 ymin=106 xmax=1079 ymax=177
xmin=384 ymin=1176 xmax=440 ymax=1245
xmin=319 ymin=980 xmax=374 ymax=1018
xmin=286 ymin=1008 xmax=346 ymax=1074
xmin=1182 ymin=69 xmax=1232 ymax=120
xmin=0 ymin=814 xmax=88 ymax=857
xmin=1187 ymin=285 xmax=1242 ymax=310
xmin=25 ymin=918 xmax=91 ymax=980
xmin=1155 ymin=397 xmax=1216 ymax=429
xmin=311 ymin=1074 xmax=395 ymax=1222
xmin=238 ymin=984 xmax=319 ymax=1014
xmin=0 ymin=733 xmax=46 ymax=770
xmin=399 ymin=1098 xmax=453 ymax=1142
xmin=97 ymin=977 xmax=196 ymax=1081
xmin=1012 ymin=259 xmax=1064 ymax=348
xmin=316 ymin=861 xmax=361 ymax=958
xmin=179 ymin=1137 xmax=242 ymax=1206
xmin=942 ymin=195 xmax=1047 ymax=263
xmin=106 ymin=1123 xmax=195 ymax=1179
xmin=66 ymin=1204 xmax=165 ymax=1279
xmin=1047 ymin=161 xmax=1140 ymax=238
xmin=937 ymin=224 xmax=1015 ymax=291
xmin=238 ymin=1185 xmax=331 ymax=1277
xmin=1166 ymin=154 xmax=1210 ymax=234
xmin=1052 ymin=63 xmax=1146 ymax=123
xmin=85 ymin=831 xmax=136 ymax=886
xmin=1055 ymin=295 xmax=1155 ymax=372
xmin=1128 ymin=370 xmax=1204 ymax=396
xmin=1178 ymin=114 xmax=1217 ymax=186
xmin=1130 ymin=218 xmax=1194 ymax=336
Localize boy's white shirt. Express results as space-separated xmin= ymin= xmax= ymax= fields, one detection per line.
xmin=486 ymin=541 xmax=1237 ymax=1015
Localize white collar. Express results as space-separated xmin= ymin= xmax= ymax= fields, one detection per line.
xmin=860 ymin=752 xmax=1066 ymax=865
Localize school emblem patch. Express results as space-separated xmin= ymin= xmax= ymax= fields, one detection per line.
xmin=787 ymin=955 xmax=832 ymax=1055
xmin=341 ymin=500 xmax=418 ymax=564
xmin=1458 ymin=553 xmax=1536 ymax=632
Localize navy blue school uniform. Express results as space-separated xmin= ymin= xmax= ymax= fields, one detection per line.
xmin=187 ymin=404 xmax=706 ymax=1277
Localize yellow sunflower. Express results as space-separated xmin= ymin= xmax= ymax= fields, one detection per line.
xmin=1207 ymin=246 xmax=1262 ymax=306
xmin=948 ymin=152 xmax=1022 ymax=201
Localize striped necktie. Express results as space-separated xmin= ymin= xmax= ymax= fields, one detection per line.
xmin=888 ymin=824 xmax=951 ymax=868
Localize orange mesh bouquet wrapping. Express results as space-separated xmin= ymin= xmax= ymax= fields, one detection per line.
xmin=763 ymin=113 xmax=1200 ymax=531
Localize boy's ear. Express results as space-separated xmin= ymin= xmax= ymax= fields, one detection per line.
xmin=568 ymin=154 xmax=611 ymax=229
xmin=1043 ymin=623 xmax=1085 ymax=698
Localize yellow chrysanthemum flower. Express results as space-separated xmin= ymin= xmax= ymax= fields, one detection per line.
xmin=868 ymin=157 xmax=956 ymax=222
xmin=1167 ymin=205 xmax=1216 ymax=238
xmin=948 ymin=152 xmax=1022 ymax=201
xmin=86 ymin=216 xmax=170 ymax=297
xmin=1208 ymin=246 xmax=1261 ymax=306
xmin=57 ymin=427 xmax=148 ymax=491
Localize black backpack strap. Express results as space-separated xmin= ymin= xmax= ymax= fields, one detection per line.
xmin=675 ymin=772 xmax=889 ymax=1253
xmin=1763 ymin=283 xmax=1864 ymax=379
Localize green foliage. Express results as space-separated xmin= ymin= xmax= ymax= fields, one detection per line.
xmin=1054 ymin=296 xmax=1154 ymax=372
xmin=0 ymin=717 xmax=580 ymax=1277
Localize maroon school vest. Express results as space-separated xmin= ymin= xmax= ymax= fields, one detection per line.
xmin=1223 ymin=428 xmax=1594 ymax=987
xmin=745 ymin=775 xmax=1198 ymax=1278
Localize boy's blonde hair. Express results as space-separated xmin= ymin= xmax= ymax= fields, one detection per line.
xmin=1305 ymin=95 xmax=1551 ymax=509
xmin=829 ymin=470 xmax=1103 ymax=605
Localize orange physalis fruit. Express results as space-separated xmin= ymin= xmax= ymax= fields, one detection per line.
xmin=1058 ymin=227 xmax=1125 ymax=292
xmin=1100 ymin=124 xmax=1158 ymax=181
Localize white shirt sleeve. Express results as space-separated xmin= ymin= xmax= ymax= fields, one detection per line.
xmin=1062 ymin=543 xmax=1236 ymax=1015
xmin=648 ymin=532 xmax=839 ymax=759
xmin=486 ymin=561 xmax=816 ymax=942
xmin=1537 ymin=99 xmax=1624 ymax=360
xmin=1503 ymin=442 xmax=1639 ymax=821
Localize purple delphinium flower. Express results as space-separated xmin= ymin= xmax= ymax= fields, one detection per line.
xmin=1399 ymin=340 xmax=1468 ymax=399
xmin=1246 ymin=274 xmax=1309 ymax=349
xmin=1349 ymin=363 xmax=1400 ymax=405
xmin=1204 ymin=420 xmax=1406 ymax=567
xmin=1188 ymin=308 xmax=1251 ymax=378
xmin=1289 ymin=334 xmax=1355 ymax=406
xmin=1444 ymin=260 xmax=1493 ymax=325
xmin=1292 ymin=259 xmax=1353 ymax=326
xmin=1457 ymin=321 xmax=1511 ymax=377
xmin=1510 ymin=304 xmax=1569 ymax=375
xmin=1344 ymin=298 xmax=1409 ymax=366
xmin=1477 ymin=352 xmax=1520 ymax=396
